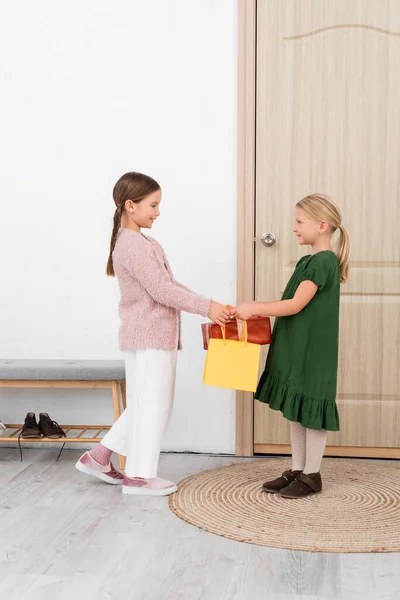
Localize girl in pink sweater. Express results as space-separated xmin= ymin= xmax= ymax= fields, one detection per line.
xmin=76 ymin=172 xmax=230 ymax=496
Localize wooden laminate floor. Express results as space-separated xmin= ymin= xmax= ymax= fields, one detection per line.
xmin=0 ymin=448 xmax=399 ymax=600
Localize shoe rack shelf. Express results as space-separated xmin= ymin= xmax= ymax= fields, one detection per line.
xmin=1 ymin=424 xmax=112 ymax=443
xmin=0 ymin=376 xmax=127 ymax=469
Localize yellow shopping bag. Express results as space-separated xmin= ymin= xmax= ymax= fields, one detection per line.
xmin=203 ymin=320 xmax=261 ymax=392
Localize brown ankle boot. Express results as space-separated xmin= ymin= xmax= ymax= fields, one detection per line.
xmin=38 ymin=413 xmax=66 ymax=439
xmin=279 ymin=472 xmax=322 ymax=498
xmin=21 ymin=413 xmax=42 ymax=438
xmin=262 ymin=469 xmax=303 ymax=493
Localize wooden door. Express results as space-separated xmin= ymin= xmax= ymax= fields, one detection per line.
xmin=254 ymin=0 xmax=400 ymax=457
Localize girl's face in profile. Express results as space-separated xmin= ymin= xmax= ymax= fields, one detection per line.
xmin=293 ymin=208 xmax=321 ymax=246
xmin=125 ymin=189 xmax=162 ymax=231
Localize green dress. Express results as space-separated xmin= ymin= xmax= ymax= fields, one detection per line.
xmin=255 ymin=250 xmax=340 ymax=431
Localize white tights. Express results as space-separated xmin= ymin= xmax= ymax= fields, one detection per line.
xmin=289 ymin=421 xmax=327 ymax=474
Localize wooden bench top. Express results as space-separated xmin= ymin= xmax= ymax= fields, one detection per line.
xmin=0 ymin=359 xmax=125 ymax=381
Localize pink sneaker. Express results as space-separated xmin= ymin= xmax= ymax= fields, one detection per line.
xmin=75 ymin=451 xmax=124 ymax=485
xmin=122 ymin=476 xmax=177 ymax=496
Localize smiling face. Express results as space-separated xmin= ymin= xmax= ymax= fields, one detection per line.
xmin=125 ymin=189 xmax=162 ymax=230
xmin=293 ymin=207 xmax=323 ymax=246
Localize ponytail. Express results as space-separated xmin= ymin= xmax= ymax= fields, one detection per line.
xmin=297 ymin=193 xmax=350 ymax=284
xmin=336 ymin=225 xmax=350 ymax=283
xmin=106 ymin=205 xmax=123 ymax=277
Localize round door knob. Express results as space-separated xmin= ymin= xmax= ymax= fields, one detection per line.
xmin=261 ymin=232 xmax=276 ymax=247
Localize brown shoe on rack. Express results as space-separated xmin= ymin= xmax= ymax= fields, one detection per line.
xmin=262 ymin=469 xmax=303 ymax=493
xmin=38 ymin=413 xmax=66 ymax=439
xmin=279 ymin=472 xmax=322 ymax=499
xmin=21 ymin=412 xmax=42 ymax=438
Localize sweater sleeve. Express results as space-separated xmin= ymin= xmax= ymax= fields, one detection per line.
xmin=175 ymin=280 xmax=196 ymax=293
xmin=123 ymin=236 xmax=211 ymax=316
xmin=159 ymin=242 xmax=203 ymax=296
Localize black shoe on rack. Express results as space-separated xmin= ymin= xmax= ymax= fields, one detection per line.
xmin=38 ymin=413 xmax=66 ymax=439
xmin=21 ymin=413 xmax=42 ymax=438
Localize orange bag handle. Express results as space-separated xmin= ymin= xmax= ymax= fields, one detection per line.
xmin=223 ymin=305 xmax=248 ymax=347
xmin=220 ymin=320 xmax=248 ymax=346
xmin=205 ymin=306 xmax=248 ymax=347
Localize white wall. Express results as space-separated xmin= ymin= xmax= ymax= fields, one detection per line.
xmin=0 ymin=0 xmax=238 ymax=453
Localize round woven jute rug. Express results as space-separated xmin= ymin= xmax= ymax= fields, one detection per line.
xmin=169 ymin=458 xmax=400 ymax=553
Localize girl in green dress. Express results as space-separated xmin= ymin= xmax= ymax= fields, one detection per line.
xmin=232 ymin=194 xmax=350 ymax=498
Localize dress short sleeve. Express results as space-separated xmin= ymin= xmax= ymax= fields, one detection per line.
xmin=299 ymin=252 xmax=335 ymax=291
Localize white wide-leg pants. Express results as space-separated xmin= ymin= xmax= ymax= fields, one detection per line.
xmin=101 ymin=348 xmax=177 ymax=478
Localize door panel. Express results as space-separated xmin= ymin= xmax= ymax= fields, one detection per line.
xmin=255 ymin=0 xmax=400 ymax=450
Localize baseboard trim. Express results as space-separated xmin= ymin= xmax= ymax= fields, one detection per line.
xmin=254 ymin=444 xmax=400 ymax=459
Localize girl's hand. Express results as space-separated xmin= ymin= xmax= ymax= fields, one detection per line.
xmin=208 ymin=301 xmax=231 ymax=327
xmin=230 ymin=302 xmax=256 ymax=321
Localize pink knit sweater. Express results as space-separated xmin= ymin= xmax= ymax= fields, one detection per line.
xmin=113 ymin=228 xmax=211 ymax=351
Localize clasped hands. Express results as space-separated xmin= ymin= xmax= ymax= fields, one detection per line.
xmin=207 ymin=301 xmax=256 ymax=327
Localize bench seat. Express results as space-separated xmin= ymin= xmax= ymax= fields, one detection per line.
xmin=0 ymin=359 xmax=126 ymax=468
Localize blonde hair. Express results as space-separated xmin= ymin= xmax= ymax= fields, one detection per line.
xmin=296 ymin=193 xmax=350 ymax=283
